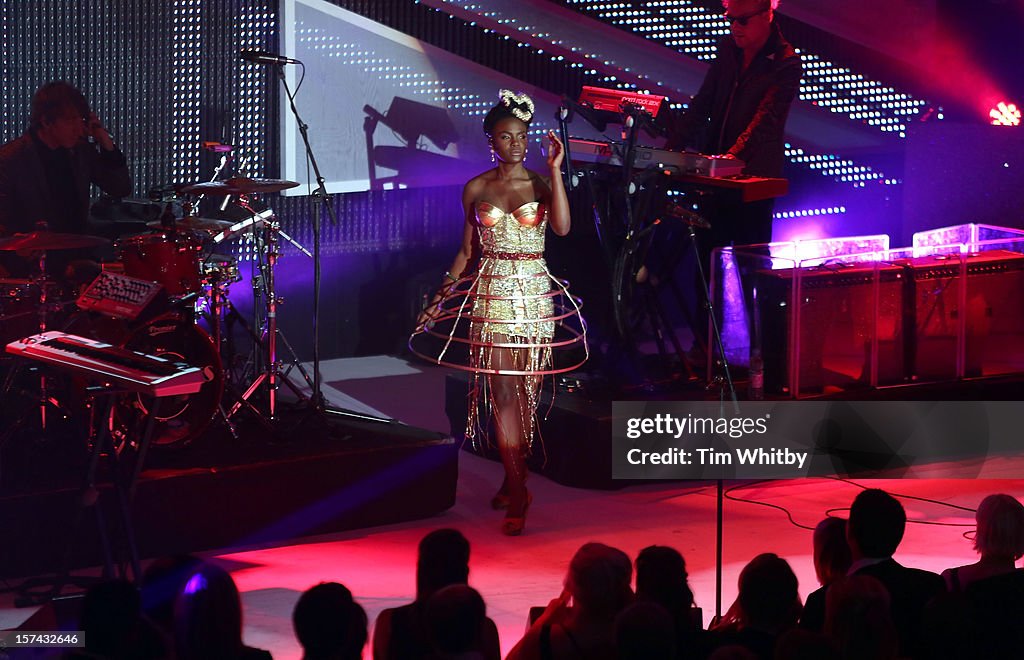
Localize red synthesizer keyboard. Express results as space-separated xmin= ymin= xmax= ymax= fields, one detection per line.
xmin=6 ymin=331 xmax=206 ymax=397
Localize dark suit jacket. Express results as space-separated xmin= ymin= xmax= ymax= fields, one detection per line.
xmin=857 ymin=559 xmax=944 ymax=658
xmin=0 ymin=132 xmax=132 ymax=235
xmin=665 ymin=22 xmax=802 ymax=178
xmin=800 ymin=559 xmax=944 ymax=659
xmin=923 ymin=570 xmax=1024 ymax=660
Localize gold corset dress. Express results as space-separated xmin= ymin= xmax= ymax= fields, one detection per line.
xmin=409 ymin=199 xmax=586 ymax=377
xmin=472 ymin=200 xmax=556 ymax=340
xmin=409 ymin=199 xmax=588 ymax=447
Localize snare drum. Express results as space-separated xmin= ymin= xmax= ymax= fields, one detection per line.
xmin=115 ymin=232 xmax=202 ymax=296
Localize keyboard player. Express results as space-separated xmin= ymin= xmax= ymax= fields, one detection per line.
xmin=660 ymin=0 xmax=802 ymax=353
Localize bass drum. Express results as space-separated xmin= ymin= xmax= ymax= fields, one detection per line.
xmin=110 ymin=314 xmax=223 ymax=449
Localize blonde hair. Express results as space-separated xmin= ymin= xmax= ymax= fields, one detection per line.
xmin=974 ymin=493 xmax=1024 ymax=560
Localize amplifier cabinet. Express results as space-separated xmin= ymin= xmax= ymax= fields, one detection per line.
xmin=757 ymin=262 xmax=909 ymax=397
xmin=909 ymin=250 xmax=1024 ymax=380
xmin=756 ymin=250 xmax=1024 ymax=397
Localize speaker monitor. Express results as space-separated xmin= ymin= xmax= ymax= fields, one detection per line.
xmin=758 ymin=262 xmax=909 ymax=396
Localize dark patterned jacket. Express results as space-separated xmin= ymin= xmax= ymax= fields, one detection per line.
xmin=666 ymin=22 xmax=802 ymax=178
xmin=0 ymin=132 xmax=132 ymax=235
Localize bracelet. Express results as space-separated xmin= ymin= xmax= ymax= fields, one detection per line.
xmin=444 ymin=271 xmax=457 ymax=283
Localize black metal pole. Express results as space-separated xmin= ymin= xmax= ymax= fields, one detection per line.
xmin=276 ymin=65 xmax=334 ymax=413
xmin=276 ymin=65 xmax=392 ymax=425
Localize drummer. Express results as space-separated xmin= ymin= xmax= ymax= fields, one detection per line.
xmin=0 ymin=81 xmax=132 ymax=278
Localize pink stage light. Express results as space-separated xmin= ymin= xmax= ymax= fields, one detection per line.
xmin=990 ymin=101 xmax=1022 ymax=126
xmin=922 ymin=22 xmax=1009 ymax=123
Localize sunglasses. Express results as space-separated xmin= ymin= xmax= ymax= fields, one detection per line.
xmin=724 ymin=6 xmax=769 ymax=26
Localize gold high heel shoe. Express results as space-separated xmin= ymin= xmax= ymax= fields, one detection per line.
xmin=501 ymin=490 xmax=532 ymax=536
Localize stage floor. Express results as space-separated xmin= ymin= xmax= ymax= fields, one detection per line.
xmin=2 ymin=356 xmax=1023 ymax=659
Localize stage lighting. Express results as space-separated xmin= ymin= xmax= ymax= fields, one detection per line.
xmin=989 ymin=101 xmax=1021 ymax=126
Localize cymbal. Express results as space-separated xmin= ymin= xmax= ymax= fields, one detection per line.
xmin=0 ymin=230 xmax=110 ymax=251
xmin=176 ymin=177 xmax=300 ymax=195
xmin=146 ymin=217 xmax=235 ymax=233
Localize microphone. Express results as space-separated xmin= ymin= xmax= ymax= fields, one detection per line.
xmin=239 ymin=49 xmax=299 ymax=65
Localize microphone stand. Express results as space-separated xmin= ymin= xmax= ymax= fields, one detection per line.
xmin=697 ymin=236 xmax=739 ymax=623
xmin=555 ymin=104 xmax=577 ymax=190
xmin=557 ymin=97 xmax=612 ymax=267
xmin=610 ymin=111 xmax=645 ymax=345
xmin=274 ymin=63 xmax=393 ymax=425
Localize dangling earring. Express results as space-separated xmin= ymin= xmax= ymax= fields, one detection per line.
xmin=522 ymin=148 xmax=527 ymax=164
xmin=490 ymin=149 xmax=496 ymax=163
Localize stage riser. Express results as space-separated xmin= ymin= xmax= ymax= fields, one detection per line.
xmin=0 ymin=423 xmax=457 ymax=579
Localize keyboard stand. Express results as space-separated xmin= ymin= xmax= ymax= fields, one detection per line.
xmin=14 ymin=387 xmax=163 ymax=606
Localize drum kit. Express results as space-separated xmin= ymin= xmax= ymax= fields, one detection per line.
xmin=0 ymin=176 xmax=309 ymax=450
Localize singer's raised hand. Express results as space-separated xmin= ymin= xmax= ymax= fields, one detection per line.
xmin=546 ymin=130 xmax=564 ymax=171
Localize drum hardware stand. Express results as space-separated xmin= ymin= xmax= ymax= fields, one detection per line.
xmin=200 ymin=270 xmax=276 ymax=434
xmin=0 ymin=254 xmax=69 ymax=456
xmin=274 ymin=60 xmax=394 ymax=426
xmin=197 ymin=141 xmax=233 ymax=210
xmin=201 ymin=279 xmax=241 ymax=439
xmin=14 ymin=388 xmax=164 ymax=606
xmin=29 ymin=250 xmax=75 ymax=432
xmin=225 ymin=199 xmax=313 ymax=423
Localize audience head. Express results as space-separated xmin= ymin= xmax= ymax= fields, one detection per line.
xmin=293 ymin=582 xmax=367 ymax=660
xmin=813 ymin=517 xmax=852 ymax=586
xmin=824 ymin=575 xmax=898 ymax=660
xmin=80 ymin=579 xmax=144 ymax=657
xmin=848 ymin=489 xmax=905 ymax=560
xmin=736 ymin=553 xmax=801 ymax=632
xmin=141 ymin=553 xmax=204 ymax=633
xmin=173 ymin=562 xmax=245 ymax=660
xmin=566 ymin=542 xmax=634 ymax=618
xmin=416 ymin=528 xmax=471 ymax=600
xmin=973 ymin=493 xmax=1024 ymax=561
xmin=635 ymin=545 xmax=696 ymax=613
xmin=614 ymin=601 xmax=676 ymax=660
xmin=424 ymin=584 xmax=487 ymax=656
